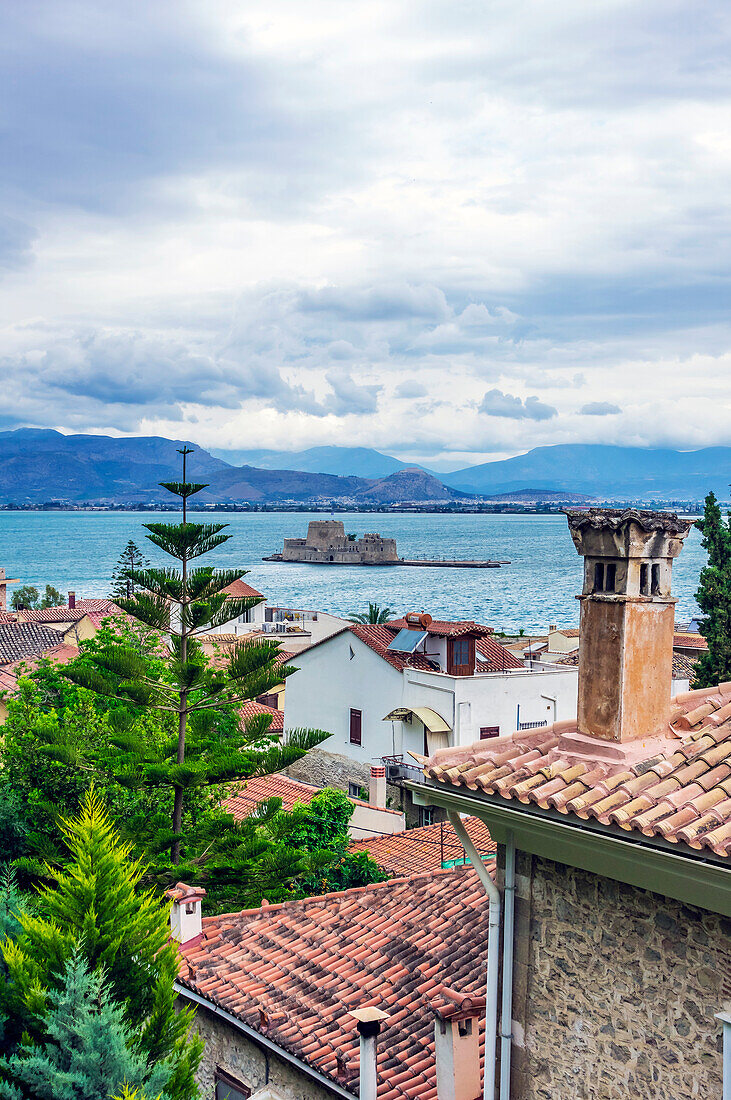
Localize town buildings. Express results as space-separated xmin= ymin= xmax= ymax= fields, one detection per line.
xmin=414 ymin=507 xmax=731 ymax=1099
xmin=169 ymin=865 xmax=489 ymax=1100
xmin=283 ymin=613 xmax=578 ymax=823
xmin=199 ymin=578 xmax=347 ymax=653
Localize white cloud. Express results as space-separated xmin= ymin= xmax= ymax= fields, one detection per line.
xmin=1 ymin=1 xmax=731 ymax=461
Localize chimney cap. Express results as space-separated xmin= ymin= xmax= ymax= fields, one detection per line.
xmin=350 ymin=1005 xmax=389 ymax=1038
xmin=430 ymin=985 xmax=486 ymax=1022
xmin=165 ymin=881 xmax=207 ymax=905
xmin=564 ymin=507 xmax=693 ymax=538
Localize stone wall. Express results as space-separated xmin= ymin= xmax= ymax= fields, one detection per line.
xmin=283 ymin=747 xmax=441 ymax=827
xmin=188 ymin=999 xmax=339 ymax=1100
xmin=502 ymin=851 xmax=729 ymax=1100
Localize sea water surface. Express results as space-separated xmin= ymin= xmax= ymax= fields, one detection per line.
xmin=0 ymin=511 xmax=705 ymax=633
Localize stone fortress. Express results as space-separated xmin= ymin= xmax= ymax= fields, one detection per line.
xmin=280 ymin=520 xmax=400 ymax=565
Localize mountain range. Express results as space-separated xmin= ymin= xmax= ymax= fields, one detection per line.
xmin=0 ymin=430 xmax=727 ymax=504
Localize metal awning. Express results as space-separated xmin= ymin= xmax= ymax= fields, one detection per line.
xmin=382 ymin=706 xmax=451 ymax=733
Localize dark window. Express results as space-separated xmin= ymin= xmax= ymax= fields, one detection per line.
xmin=256 ymin=693 xmax=278 ymax=708
xmin=605 ymin=563 xmax=616 ymax=592
xmin=215 ymin=1069 xmax=250 ymax=1100
xmin=480 ymin=726 xmax=500 ymax=739
xmin=594 ymin=562 xmax=604 ymax=592
xmin=448 ymin=635 xmax=475 ymax=675
xmin=651 ymin=564 xmax=661 ymax=596
xmin=419 ymin=806 xmax=435 ymax=826
xmin=640 ymin=563 xmax=649 ymax=596
xmin=348 ymin=781 xmax=362 ymax=798
xmin=349 ymin=708 xmax=362 ymax=745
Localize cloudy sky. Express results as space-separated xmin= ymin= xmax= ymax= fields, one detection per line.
xmin=2 ymin=0 xmax=731 ymax=468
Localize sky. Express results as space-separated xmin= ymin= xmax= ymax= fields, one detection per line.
xmin=1 ymin=0 xmax=731 ymax=469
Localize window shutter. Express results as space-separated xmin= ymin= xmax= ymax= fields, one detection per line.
xmin=349 ymin=708 xmax=362 ymax=745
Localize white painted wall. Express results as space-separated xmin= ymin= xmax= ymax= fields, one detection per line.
xmin=284 ymin=630 xmax=579 ymax=767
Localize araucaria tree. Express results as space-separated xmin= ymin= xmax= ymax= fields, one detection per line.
xmin=110 ymin=540 xmax=151 ymax=601
xmin=63 ymin=448 xmax=329 ymax=865
xmin=694 ymin=490 xmax=731 ymax=688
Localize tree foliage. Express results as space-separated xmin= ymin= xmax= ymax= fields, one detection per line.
xmin=694 ymin=491 xmax=731 ymax=688
xmin=56 ymin=449 xmax=330 ymax=866
xmin=0 ymin=953 xmax=174 ymax=1100
xmin=9 ymin=586 xmax=63 ymax=612
xmin=110 ymin=541 xmax=151 ymax=602
xmin=349 ymin=602 xmax=394 ymax=624
xmin=0 ymin=790 xmax=202 ymax=1099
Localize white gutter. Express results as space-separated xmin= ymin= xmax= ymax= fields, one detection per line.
xmin=716 ymin=1011 xmax=731 ymax=1099
xmin=499 ymin=833 xmax=515 ymax=1099
xmin=447 ymin=811 xmax=501 ymax=1100
xmin=175 ymin=982 xmax=355 ymax=1100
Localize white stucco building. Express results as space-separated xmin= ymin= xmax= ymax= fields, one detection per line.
xmin=283 ymin=613 xmax=578 ymax=818
xmin=205 ymin=580 xmax=347 ymax=652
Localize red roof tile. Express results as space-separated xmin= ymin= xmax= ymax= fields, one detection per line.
xmin=238 ymin=701 xmax=285 ymax=733
xmin=349 ymin=817 xmax=496 ymax=876
xmin=225 ymin=772 xmax=403 ymax=820
xmin=349 ymin=624 xmax=436 ymax=672
xmin=0 ymin=642 xmax=79 ymax=697
xmin=475 ymin=639 xmax=524 ymax=672
xmin=224 ymin=580 xmax=265 ymax=600
xmin=673 ymin=632 xmax=708 ymax=651
xmin=18 ymin=607 xmax=90 ymax=622
xmin=387 ymin=618 xmax=495 ymax=639
xmin=176 ymin=868 xmax=488 ymax=1099
xmin=423 ymin=681 xmax=731 ymax=858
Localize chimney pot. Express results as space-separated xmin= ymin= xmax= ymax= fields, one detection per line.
xmin=350 ymin=1007 xmax=389 ymax=1100
xmin=165 ymin=881 xmax=206 ymax=943
xmin=369 ymin=766 xmax=387 ymax=809
xmin=432 ymin=990 xmax=485 ymax=1100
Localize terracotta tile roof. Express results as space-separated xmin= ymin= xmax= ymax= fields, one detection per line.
xmin=550 ymin=627 xmax=580 ymax=638
xmin=387 ymin=618 xmax=495 ymax=639
xmin=349 ymin=624 xmax=521 ymax=675
xmin=474 ymin=639 xmax=524 ymax=672
xmin=349 ymin=817 xmax=496 ymax=876
xmin=176 ymin=867 xmax=488 ymax=1099
xmin=422 ymin=681 xmax=731 ymax=858
xmin=75 ymin=599 xmax=124 ymax=613
xmin=238 ymin=701 xmax=285 ymax=733
xmin=0 ymin=622 xmax=75 ymax=665
xmin=225 ymin=772 xmax=403 ymax=821
xmin=0 ymin=642 xmax=79 ymax=696
xmin=224 ymin=579 xmax=265 ymax=600
xmin=673 ymin=632 xmax=708 ymax=651
xmin=18 ymin=607 xmax=89 ymax=622
xmin=349 ymin=624 xmax=437 ymax=673
xmin=556 ymin=649 xmax=697 ymax=681
xmin=0 ymin=612 xmax=17 ymax=625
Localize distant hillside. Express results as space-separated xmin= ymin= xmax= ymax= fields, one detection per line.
xmin=444 ymin=445 xmax=731 ymax=500
xmin=0 ymin=430 xmax=462 ymax=505
xmin=353 ymin=468 xmax=466 ymax=503
xmin=209 ymin=446 xmax=414 ymax=479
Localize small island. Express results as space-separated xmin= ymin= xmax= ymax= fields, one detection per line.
xmin=263 ymin=520 xmax=508 ymax=567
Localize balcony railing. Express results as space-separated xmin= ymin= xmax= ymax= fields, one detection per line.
xmin=517 ymin=720 xmax=549 ymax=730
xmin=381 ymin=754 xmax=425 ymax=785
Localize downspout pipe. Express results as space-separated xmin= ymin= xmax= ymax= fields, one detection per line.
xmin=715 ymin=1011 xmax=731 ymax=1099
xmin=499 ymin=832 xmax=515 ymax=1100
xmin=448 ymin=811 xmax=501 ymax=1100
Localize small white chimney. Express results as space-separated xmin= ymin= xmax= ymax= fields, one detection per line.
xmin=369 ymin=765 xmax=387 ymax=809
xmin=350 ymin=1006 xmax=389 ymax=1100
xmin=165 ymin=881 xmax=206 ymax=944
xmin=433 ymin=991 xmax=485 ymax=1100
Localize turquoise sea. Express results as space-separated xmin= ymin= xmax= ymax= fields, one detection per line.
xmin=0 ymin=511 xmax=705 ymax=633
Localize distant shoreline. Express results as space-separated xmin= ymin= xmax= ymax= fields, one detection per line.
xmin=0 ymin=503 xmax=705 ymax=517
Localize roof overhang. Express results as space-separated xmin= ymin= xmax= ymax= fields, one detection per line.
xmin=383 ymin=706 xmax=451 ymax=733
xmin=407 ymin=779 xmax=731 ymax=918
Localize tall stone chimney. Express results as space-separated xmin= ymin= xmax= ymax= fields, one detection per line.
xmin=68 ymin=591 xmax=76 ymax=610
xmin=566 ymin=508 xmax=692 ymax=743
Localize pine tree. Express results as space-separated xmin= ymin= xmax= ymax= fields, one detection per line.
xmin=110 ymin=541 xmax=151 ymax=602
xmin=39 ymin=586 xmax=64 ymax=610
xmin=694 ymin=491 xmax=731 ymax=688
xmin=61 ymin=448 xmax=329 ymax=866
xmin=0 ymin=953 xmax=174 ymax=1100
xmin=0 ymin=790 xmax=201 ymax=1099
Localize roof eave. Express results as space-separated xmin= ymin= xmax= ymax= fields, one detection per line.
xmin=175 ymin=982 xmax=356 ymax=1099
xmin=407 ymin=779 xmax=731 ymax=917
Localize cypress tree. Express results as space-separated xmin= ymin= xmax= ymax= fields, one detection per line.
xmin=110 ymin=541 xmax=151 ymax=602
xmin=62 ymin=448 xmax=329 ymax=865
xmin=0 ymin=791 xmax=201 ymax=1100
xmin=0 ymin=953 xmax=173 ymax=1100
xmin=694 ymin=491 xmax=731 ymax=688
